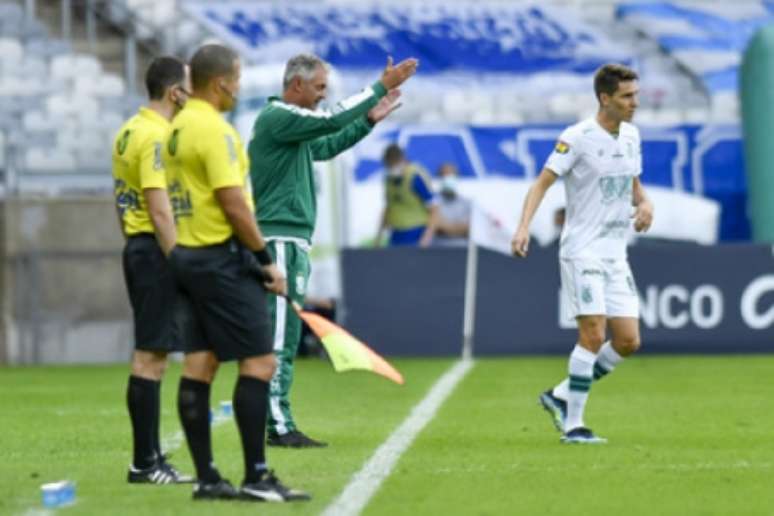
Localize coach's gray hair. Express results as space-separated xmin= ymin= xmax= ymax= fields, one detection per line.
xmin=282 ymin=54 xmax=326 ymax=90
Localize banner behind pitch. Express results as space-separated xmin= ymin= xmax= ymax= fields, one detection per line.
xmin=342 ymin=244 xmax=774 ymax=356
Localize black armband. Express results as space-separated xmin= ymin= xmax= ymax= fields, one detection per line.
xmin=254 ymin=247 xmax=273 ymax=266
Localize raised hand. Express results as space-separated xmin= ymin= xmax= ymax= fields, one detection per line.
xmin=381 ymin=56 xmax=419 ymax=90
xmin=368 ymin=89 xmax=402 ymax=124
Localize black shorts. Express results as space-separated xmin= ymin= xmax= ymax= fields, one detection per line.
xmin=168 ymin=239 xmax=273 ymax=362
xmin=122 ymin=234 xmax=187 ymax=352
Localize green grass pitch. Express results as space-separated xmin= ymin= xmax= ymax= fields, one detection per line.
xmin=2 ymin=356 xmax=773 ymax=515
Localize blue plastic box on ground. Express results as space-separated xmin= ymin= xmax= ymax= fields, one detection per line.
xmin=41 ymin=480 xmax=75 ymax=508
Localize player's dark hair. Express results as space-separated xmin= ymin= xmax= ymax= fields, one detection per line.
xmin=190 ymin=44 xmax=238 ymax=91
xmin=594 ymin=64 xmax=638 ymax=103
xmin=145 ymin=56 xmax=185 ymax=101
xmin=383 ymin=144 xmax=405 ymax=167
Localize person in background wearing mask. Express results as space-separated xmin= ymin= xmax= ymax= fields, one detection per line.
xmin=376 ymin=143 xmax=439 ymax=247
xmin=435 ymin=162 xmax=471 ymax=245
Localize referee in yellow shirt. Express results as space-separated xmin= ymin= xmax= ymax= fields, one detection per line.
xmin=112 ymin=56 xmax=193 ymax=484
xmin=164 ymin=44 xmax=310 ymax=502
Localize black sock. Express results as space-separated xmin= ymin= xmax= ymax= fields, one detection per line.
xmin=177 ymin=377 xmax=219 ymax=483
xmin=233 ymin=375 xmax=269 ymax=483
xmin=151 ymin=380 xmax=162 ymax=460
xmin=126 ymin=375 xmax=159 ymax=469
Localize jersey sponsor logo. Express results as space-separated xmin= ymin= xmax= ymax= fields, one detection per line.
xmin=554 ymin=140 xmax=570 ymax=154
xmin=114 ymin=178 xmax=140 ymax=215
xmin=167 ymin=128 xmax=180 ymax=156
xmin=598 ymin=176 xmax=632 ymax=205
xmin=117 ymin=130 xmax=131 ymax=155
xmin=225 ymin=134 xmax=237 ymax=163
xmin=168 ymin=179 xmax=193 ymax=219
xmin=153 ymin=142 xmax=163 ymax=171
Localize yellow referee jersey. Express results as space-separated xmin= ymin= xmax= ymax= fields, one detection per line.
xmin=112 ymin=107 xmax=170 ymax=236
xmin=164 ymin=98 xmax=253 ymax=247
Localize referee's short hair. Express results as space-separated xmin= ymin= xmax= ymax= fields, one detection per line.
xmin=594 ymin=64 xmax=639 ymax=102
xmin=145 ymin=56 xmax=185 ymax=100
xmin=190 ymin=44 xmax=239 ymax=91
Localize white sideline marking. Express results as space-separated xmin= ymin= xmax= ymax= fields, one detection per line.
xmin=322 ymin=359 xmax=474 ymax=516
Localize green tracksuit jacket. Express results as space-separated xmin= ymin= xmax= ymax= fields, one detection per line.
xmin=248 ymin=80 xmax=387 ymax=241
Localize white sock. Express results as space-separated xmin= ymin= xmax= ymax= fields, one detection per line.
xmin=565 ymin=344 xmax=597 ymax=432
xmin=594 ymin=341 xmax=623 ymax=380
xmin=552 ymin=340 xmax=620 ymax=401
xmin=552 ymin=378 xmax=570 ymax=401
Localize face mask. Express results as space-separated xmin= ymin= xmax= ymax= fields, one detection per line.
xmin=440 ymin=176 xmax=457 ymax=192
xmin=386 ymin=165 xmax=403 ymax=177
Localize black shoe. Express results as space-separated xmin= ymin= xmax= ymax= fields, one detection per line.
xmin=538 ymin=389 xmax=567 ymax=433
xmin=267 ymin=430 xmax=328 ymax=448
xmin=158 ymin=454 xmax=195 ymax=483
xmin=240 ymin=470 xmax=311 ymax=502
xmin=193 ymin=478 xmax=239 ymax=500
xmin=561 ymin=426 xmax=607 ymax=444
xmin=127 ymin=461 xmax=181 ymax=485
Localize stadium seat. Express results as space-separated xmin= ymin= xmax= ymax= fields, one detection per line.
xmin=25 ymin=38 xmax=71 ymax=60
xmin=0 ymin=3 xmax=24 ymax=24
xmin=24 ymin=147 xmax=77 ymax=173
xmin=76 ymin=146 xmax=112 ymax=171
xmin=0 ymin=76 xmax=23 ymax=97
xmin=46 ymin=94 xmax=99 ymax=119
xmin=10 ymin=57 xmax=47 ymax=80
xmin=22 ymin=110 xmax=56 ymax=133
xmin=79 ymin=108 xmax=123 ymax=133
xmin=0 ymin=4 xmax=24 ymax=37
xmin=61 ymin=129 xmax=109 ymax=152
xmin=0 ymin=38 xmax=24 ymax=67
xmin=50 ymin=54 xmax=102 ymax=83
xmin=102 ymin=74 xmax=126 ymax=97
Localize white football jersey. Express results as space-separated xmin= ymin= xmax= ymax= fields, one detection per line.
xmin=544 ymin=117 xmax=642 ymax=260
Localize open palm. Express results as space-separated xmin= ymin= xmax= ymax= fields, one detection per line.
xmin=368 ymin=89 xmax=402 ymax=124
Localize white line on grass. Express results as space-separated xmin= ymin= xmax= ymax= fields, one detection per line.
xmin=322 ymin=359 xmax=474 ymax=516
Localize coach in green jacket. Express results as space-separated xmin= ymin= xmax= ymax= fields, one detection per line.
xmin=248 ymin=54 xmax=418 ymax=448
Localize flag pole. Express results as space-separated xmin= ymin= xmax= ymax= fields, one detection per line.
xmin=461 ymin=236 xmax=478 ymax=361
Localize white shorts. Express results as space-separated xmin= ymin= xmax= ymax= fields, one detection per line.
xmin=560 ymin=257 xmax=639 ymax=319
